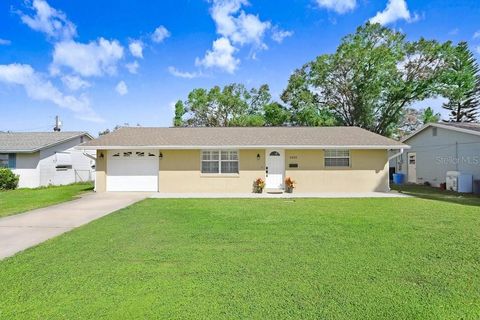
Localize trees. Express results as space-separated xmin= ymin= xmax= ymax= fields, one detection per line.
xmin=249 ymin=84 xmax=271 ymax=115
xmin=395 ymin=106 xmax=441 ymax=139
xmin=173 ymin=100 xmax=185 ymax=127
xmin=282 ymin=23 xmax=455 ymax=136
xmin=263 ymin=102 xmax=290 ymax=126
xmin=396 ymin=107 xmax=423 ymax=138
xmin=442 ymin=42 xmax=480 ymax=122
xmin=280 ymin=69 xmax=338 ymax=126
xmin=177 ymin=83 xmax=290 ymax=127
xmin=421 ymin=107 xmax=441 ymax=124
xmin=182 ymin=84 xmax=249 ymax=127
xmin=172 ymin=24 xmax=478 ymax=132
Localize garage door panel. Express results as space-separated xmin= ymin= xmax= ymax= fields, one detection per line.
xmin=107 ymin=175 xmax=158 ymax=192
xmin=107 ymin=150 xmax=158 ymax=192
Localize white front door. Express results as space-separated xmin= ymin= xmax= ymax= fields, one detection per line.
xmin=407 ymin=152 xmax=417 ymax=183
xmin=265 ymin=149 xmax=285 ymax=189
xmin=107 ymin=150 xmax=159 ymax=192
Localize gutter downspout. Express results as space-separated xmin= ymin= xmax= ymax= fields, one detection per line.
xmin=388 ymin=148 xmax=404 ymax=161
xmin=387 ymin=148 xmax=404 ymax=191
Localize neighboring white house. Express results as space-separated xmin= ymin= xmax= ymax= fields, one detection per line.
xmin=0 ymin=132 xmax=95 ymax=188
xmin=392 ymin=123 xmax=480 ymax=187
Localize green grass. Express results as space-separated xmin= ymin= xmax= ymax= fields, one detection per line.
xmin=0 ymin=197 xmax=479 ymax=319
xmin=392 ymin=183 xmax=480 ymax=206
xmin=0 ymin=182 xmax=94 ymax=218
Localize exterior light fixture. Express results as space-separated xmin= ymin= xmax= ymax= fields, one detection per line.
xmin=256 ymin=153 xmax=260 ymax=160
xmin=99 ymin=152 xmax=104 ymax=159
xmin=159 ymin=152 xmax=163 ymax=160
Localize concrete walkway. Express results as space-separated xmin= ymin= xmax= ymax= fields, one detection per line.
xmin=150 ymin=191 xmax=410 ymax=199
xmin=0 ymin=192 xmax=149 ymax=260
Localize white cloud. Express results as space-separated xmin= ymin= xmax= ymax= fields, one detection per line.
xmin=0 ymin=63 xmax=101 ymax=122
xmin=125 ymin=61 xmax=140 ymax=74
xmin=370 ymin=0 xmax=420 ymax=26
xmin=129 ymin=40 xmax=144 ymax=58
xmin=271 ymin=27 xmax=293 ymax=43
xmin=61 ymin=75 xmax=91 ymax=91
xmin=168 ymin=66 xmax=202 ymax=79
xmin=0 ymin=39 xmax=11 ymax=45
xmin=152 ymin=26 xmax=170 ymax=43
xmin=315 ymin=0 xmax=356 ymax=14
xmin=195 ymin=37 xmax=239 ymax=74
xmin=51 ymin=38 xmax=124 ymax=77
xmin=18 ymin=0 xmax=77 ymax=40
xmin=115 ymin=81 xmax=128 ymax=96
xmin=473 ymin=30 xmax=480 ymax=39
xmin=196 ymin=0 xmax=273 ymax=73
xmin=211 ymin=0 xmax=270 ymax=47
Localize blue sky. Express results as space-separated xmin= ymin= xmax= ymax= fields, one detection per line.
xmin=0 ymin=0 xmax=479 ymax=135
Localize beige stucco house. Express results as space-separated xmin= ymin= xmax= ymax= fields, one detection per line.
xmin=78 ymin=127 xmax=409 ymax=193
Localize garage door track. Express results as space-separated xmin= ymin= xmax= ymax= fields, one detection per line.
xmin=0 ymin=192 xmax=149 ymax=260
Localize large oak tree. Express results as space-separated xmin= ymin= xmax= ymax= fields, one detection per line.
xmin=282 ymin=23 xmax=456 ymax=136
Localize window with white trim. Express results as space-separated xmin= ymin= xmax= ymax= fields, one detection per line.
xmin=201 ymin=150 xmax=239 ymax=174
xmin=324 ymin=149 xmax=350 ymax=167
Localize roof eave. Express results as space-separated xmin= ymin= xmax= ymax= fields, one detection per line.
xmin=0 ymin=149 xmax=37 ymax=153
xmin=76 ymin=144 xmax=410 ymax=150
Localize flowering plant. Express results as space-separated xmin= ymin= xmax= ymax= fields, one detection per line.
xmin=285 ymin=177 xmax=295 ymax=193
xmin=253 ymin=178 xmax=265 ymax=193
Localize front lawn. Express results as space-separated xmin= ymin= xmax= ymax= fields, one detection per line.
xmin=0 ymin=182 xmax=94 ymax=218
xmin=0 ymin=197 xmax=479 ymax=319
xmin=392 ymin=183 xmax=480 ymax=206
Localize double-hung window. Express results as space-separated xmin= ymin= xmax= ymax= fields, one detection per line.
xmin=0 ymin=154 xmax=15 ymax=168
xmin=201 ymin=150 xmax=239 ymax=174
xmin=0 ymin=154 xmax=8 ymax=168
xmin=324 ymin=149 xmax=350 ymax=167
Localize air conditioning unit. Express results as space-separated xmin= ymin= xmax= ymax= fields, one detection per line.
xmin=446 ymin=171 xmax=473 ymax=193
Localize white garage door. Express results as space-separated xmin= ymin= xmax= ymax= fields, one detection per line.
xmin=107 ymin=150 xmax=159 ymax=192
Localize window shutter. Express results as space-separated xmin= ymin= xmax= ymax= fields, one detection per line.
xmin=8 ymin=153 xmax=16 ymax=169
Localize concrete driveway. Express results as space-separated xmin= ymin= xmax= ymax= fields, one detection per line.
xmin=0 ymin=192 xmax=149 ymax=260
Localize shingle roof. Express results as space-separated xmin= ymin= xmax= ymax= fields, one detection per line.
xmin=402 ymin=122 xmax=480 ymax=142
xmin=79 ymin=127 xmax=407 ymax=149
xmin=440 ymin=122 xmax=480 ymax=133
xmin=0 ymin=132 xmax=91 ymax=153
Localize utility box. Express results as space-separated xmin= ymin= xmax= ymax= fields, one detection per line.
xmin=446 ymin=171 xmax=473 ymax=193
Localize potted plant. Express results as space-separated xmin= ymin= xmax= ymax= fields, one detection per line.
xmin=285 ymin=177 xmax=295 ymax=193
xmin=253 ymin=178 xmax=265 ymax=193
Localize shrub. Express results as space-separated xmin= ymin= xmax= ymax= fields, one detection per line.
xmin=0 ymin=168 xmax=19 ymax=190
